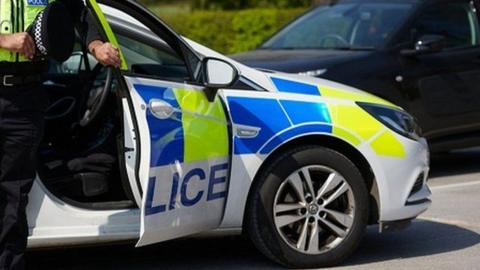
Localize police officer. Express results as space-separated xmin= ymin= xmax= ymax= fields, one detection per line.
xmin=0 ymin=1 xmax=120 ymax=269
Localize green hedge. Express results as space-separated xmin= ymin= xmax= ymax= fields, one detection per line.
xmin=150 ymin=8 xmax=306 ymax=54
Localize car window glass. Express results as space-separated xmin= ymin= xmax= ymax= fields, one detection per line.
xmin=115 ymin=33 xmax=189 ymax=80
xmin=48 ymin=37 xmax=98 ymax=75
xmin=262 ymin=2 xmax=413 ymax=50
xmin=102 ymin=6 xmax=190 ymax=82
xmin=412 ymin=1 xmax=480 ymax=48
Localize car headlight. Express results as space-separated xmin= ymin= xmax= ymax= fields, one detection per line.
xmin=357 ymin=102 xmax=421 ymax=141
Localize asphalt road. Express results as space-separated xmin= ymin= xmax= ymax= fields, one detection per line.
xmin=27 ymin=149 xmax=480 ymax=270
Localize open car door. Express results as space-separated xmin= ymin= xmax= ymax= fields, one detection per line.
xmin=125 ymin=78 xmax=231 ymax=246
xmin=87 ymin=0 xmax=232 ymax=246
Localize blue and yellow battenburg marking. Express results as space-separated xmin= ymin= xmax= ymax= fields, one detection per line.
xmin=133 ymin=84 xmax=229 ymax=167
xmin=136 ymin=76 xmax=407 ymax=216
xmin=229 ymin=76 xmax=406 ymax=158
xmin=227 ymin=97 xmax=333 ymax=155
xmin=134 ymin=84 xmax=230 ymax=216
xmin=271 ymin=77 xmax=321 ymax=96
xmin=135 ymin=76 xmax=406 ymax=164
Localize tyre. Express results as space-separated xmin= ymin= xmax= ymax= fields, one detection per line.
xmin=246 ymin=145 xmax=369 ymax=268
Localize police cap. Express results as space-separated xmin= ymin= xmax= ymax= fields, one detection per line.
xmin=27 ymin=2 xmax=75 ymax=62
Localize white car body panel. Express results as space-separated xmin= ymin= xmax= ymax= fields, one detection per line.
xmin=25 ymin=2 xmax=431 ymax=249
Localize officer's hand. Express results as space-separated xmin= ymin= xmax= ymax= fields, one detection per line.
xmin=90 ymin=41 xmax=121 ymax=68
xmin=0 ymin=33 xmax=35 ymax=59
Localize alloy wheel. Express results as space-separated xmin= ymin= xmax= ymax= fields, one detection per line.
xmin=273 ymin=165 xmax=356 ymax=255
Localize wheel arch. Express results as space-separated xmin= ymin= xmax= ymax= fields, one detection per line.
xmin=243 ymin=134 xmax=380 ymax=228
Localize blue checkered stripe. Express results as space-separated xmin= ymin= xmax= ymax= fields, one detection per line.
xmin=27 ymin=0 xmax=48 ymax=6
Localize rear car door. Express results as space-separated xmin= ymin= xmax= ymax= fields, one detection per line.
xmin=399 ymin=0 xmax=480 ymax=139
xmin=87 ymin=0 xmax=232 ymax=246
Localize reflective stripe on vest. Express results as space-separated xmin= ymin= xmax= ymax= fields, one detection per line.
xmin=0 ymin=0 xmax=52 ymax=62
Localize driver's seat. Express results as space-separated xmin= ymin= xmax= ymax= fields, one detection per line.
xmin=66 ymin=153 xmax=115 ymax=197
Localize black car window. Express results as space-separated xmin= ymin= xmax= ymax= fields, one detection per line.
xmin=261 ymin=2 xmax=413 ymax=50
xmin=412 ymin=1 xmax=480 ymax=49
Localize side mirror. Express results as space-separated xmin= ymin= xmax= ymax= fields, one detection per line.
xmin=202 ymin=57 xmax=239 ymax=89
xmin=415 ymin=34 xmax=446 ymax=52
xmin=401 ymin=35 xmax=446 ymax=56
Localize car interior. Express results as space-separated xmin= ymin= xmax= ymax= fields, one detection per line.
xmin=35 ymin=2 xmax=259 ymax=210
xmin=36 ymin=41 xmax=136 ymax=209
xmin=35 ymin=14 xmax=192 ymax=210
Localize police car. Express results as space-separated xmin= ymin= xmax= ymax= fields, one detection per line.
xmin=30 ymin=0 xmax=431 ymax=268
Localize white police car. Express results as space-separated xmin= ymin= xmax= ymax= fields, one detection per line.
xmin=31 ymin=0 xmax=431 ymax=268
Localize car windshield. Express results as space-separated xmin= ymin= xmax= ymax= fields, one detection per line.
xmin=262 ymin=2 xmax=413 ymax=50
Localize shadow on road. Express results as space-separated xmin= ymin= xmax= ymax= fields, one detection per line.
xmin=27 ymin=220 xmax=479 ymax=270
xmin=27 ymin=235 xmax=276 ymax=270
xmin=430 ymin=148 xmax=480 ymax=178
xmin=341 ymin=220 xmax=480 ymax=267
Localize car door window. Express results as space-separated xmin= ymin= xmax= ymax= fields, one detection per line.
xmin=412 ymin=1 xmax=480 ymax=49
xmin=48 ymin=39 xmax=97 ymax=75
xmin=105 ymin=10 xmax=191 ymax=82
xmin=115 ymin=33 xmax=190 ymax=81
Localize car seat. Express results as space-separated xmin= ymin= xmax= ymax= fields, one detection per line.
xmin=66 ymin=153 xmax=115 ymax=197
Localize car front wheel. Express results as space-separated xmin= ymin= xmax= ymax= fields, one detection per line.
xmin=246 ymin=145 xmax=369 ymax=268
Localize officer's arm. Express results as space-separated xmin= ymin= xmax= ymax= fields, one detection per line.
xmin=0 ymin=33 xmax=35 ymax=59
xmin=84 ymin=12 xmax=120 ymax=67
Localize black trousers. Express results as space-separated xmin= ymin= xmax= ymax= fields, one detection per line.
xmin=0 ymin=84 xmax=47 ymax=270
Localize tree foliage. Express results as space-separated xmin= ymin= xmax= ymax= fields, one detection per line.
xmin=142 ymin=1 xmax=311 ymax=54
xmin=140 ymin=0 xmax=312 ymax=10
xmin=191 ymin=0 xmax=311 ymax=10
xmin=159 ymin=8 xmax=306 ymax=54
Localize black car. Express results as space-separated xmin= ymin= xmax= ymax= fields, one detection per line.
xmin=233 ymin=0 xmax=480 ymax=152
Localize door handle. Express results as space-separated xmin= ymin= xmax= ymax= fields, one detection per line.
xmin=149 ymin=99 xmax=177 ymax=120
xmin=43 ymin=80 xmax=67 ymax=88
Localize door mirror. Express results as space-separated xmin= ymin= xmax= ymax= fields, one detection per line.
xmin=415 ymin=35 xmax=446 ymax=52
xmin=202 ymin=57 xmax=239 ymax=88
xmin=401 ymin=35 xmax=446 ymax=56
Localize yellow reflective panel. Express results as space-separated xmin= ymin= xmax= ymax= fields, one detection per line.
xmin=328 ymin=103 xmax=383 ymax=142
xmin=174 ymin=89 xmax=229 ymax=163
xmin=332 ymin=126 xmax=362 ymax=146
xmin=370 ymin=130 xmax=406 ymax=158
xmin=320 ymin=85 xmax=397 ymax=108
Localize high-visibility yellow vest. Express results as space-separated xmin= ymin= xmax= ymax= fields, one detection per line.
xmin=0 ymin=0 xmax=52 ymax=62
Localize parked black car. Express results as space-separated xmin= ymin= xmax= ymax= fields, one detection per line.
xmin=233 ymin=0 xmax=480 ymax=152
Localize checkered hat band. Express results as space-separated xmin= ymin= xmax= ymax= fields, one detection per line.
xmin=34 ymin=11 xmax=48 ymax=56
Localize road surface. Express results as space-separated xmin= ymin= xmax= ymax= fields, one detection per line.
xmin=27 ymin=149 xmax=480 ymax=269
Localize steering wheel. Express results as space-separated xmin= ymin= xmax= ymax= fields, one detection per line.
xmin=319 ymin=34 xmax=350 ymax=47
xmin=79 ymin=64 xmax=113 ymax=127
